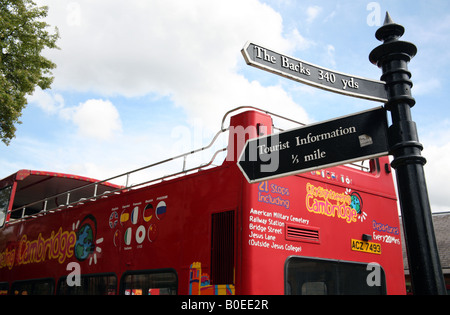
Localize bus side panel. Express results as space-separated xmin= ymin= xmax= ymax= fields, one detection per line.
xmin=241 ymin=160 xmax=405 ymax=295
xmin=0 ymin=164 xmax=242 ymax=295
xmin=116 ymin=164 xmax=242 ymax=294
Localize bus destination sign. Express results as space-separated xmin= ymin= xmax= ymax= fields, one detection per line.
xmin=242 ymin=42 xmax=388 ymax=103
xmin=238 ymin=107 xmax=389 ymax=183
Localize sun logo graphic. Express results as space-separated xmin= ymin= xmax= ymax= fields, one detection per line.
xmin=72 ymin=215 xmax=103 ymax=265
xmin=346 ymin=189 xmax=367 ymax=222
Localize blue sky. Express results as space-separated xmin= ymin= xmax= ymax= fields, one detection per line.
xmin=1 ymin=0 xmax=450 ymax=212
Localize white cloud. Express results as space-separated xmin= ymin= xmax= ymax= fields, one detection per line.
xmin=412 ymin=78 xmax=441 ymax=96
xmin=40 ymin=0 xmax=297 ymax=93
xmin=306 ymin=5 xmax=322 ymax=23
xmin=421 ymin=125 xmax=450 ymax=212
xmin=286 ymin=28 xmax=314 ymax=51
xmin=326 ymin=44 xmax=336 ymax=68
xmin=27 ymin=87 xmax=65 ymax=114
xmin=423 ymin=142 xmax=450 ymax=212
xmin=21 ymin=0 xmax=318 ymax=180
xmin=35 ymin=0 xmax=311 ymax=132
xmin=28 ymin=87 xmax=123 ymax=141
xmin=61 ymin=99 xmax=122 ymax=140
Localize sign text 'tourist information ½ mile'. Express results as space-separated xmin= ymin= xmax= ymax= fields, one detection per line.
xmin=238 ymin=107 xmax=389 ymax=183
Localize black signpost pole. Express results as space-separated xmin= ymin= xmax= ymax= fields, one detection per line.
xmin=370 ymin=13 xmax=446 ymax=295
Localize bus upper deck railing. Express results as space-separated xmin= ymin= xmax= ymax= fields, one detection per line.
xmin=7 ymin=106 xmax=369 ymax=223
xmin=7 ymin=106 xmax=307 ymax=223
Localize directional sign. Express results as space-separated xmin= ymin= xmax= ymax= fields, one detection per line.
xmin=242 ymin=42 xmax=388 ymax=103
xmin=238 ymin=107 xmax=389 ymax=183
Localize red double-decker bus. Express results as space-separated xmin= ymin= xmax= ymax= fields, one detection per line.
xmin=0 ymin=108 xmax=405 ymax=295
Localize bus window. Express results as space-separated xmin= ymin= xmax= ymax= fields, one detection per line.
xmin=57 ymin=273 xmax=117 ymax=295
xmin=11 ymin=278 xmax=55 ymax=295
xmin=120 ymin=269 xmax=177 ymax=295
xmin=0 ymin=186 xmax=12 ymax=227
xmin=285 ymin=257 xmax=386 ymax=295
xmin=0 ymin=282 xmax=9 ymax=295
xmin=301 ymin=281 xmax=327 ymax=295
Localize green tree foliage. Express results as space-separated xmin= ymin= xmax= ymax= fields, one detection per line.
xmin=0 ymin=0 xmax=59 ymax=145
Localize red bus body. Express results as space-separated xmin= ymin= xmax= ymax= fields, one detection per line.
xmin=0 ymin=109 xmax=405 ymax=295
